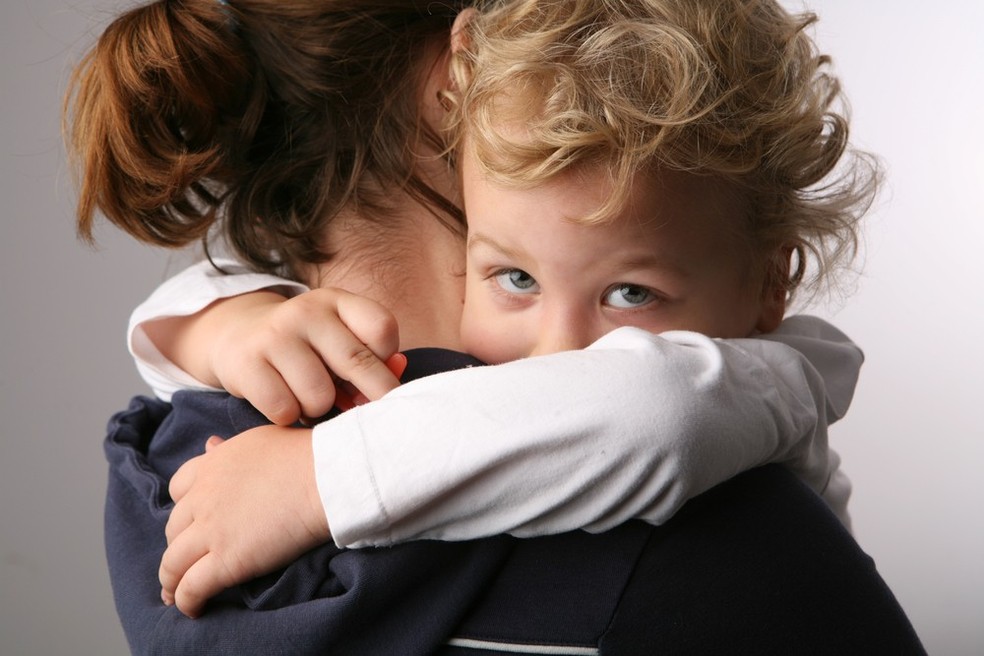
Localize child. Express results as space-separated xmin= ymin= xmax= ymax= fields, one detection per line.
xmin=75 ymin=0 xmax=875 ymax=617
xmin=447 ymin=0 xmax=871 ymax=363
xmin=134 ymin=0 xmax=873 ymax=457
xmin=147 ymin=0 xmax=874 ymax=513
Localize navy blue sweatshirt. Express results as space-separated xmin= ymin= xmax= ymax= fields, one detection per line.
xmin=104 ymin=349 xmax=925 ymax=655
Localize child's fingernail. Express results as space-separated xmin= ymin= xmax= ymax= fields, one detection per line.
xmin=386 ymin=353 xmax=408 ymax=379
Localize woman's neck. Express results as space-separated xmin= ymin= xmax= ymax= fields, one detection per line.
xmin=302 ymin=42 xmax=466 ymax=352
xmin=302 ymin=207 xmax=466 ymax=353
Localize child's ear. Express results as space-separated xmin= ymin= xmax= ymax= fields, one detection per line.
xmin=427 ymin=8 xmax=477 ymax=114
xmin=756 ymin=287 xmax=787 ymax=334
xmin=451 ymin=8 xmax=477 ymax=55
xmin=755 ymin=246 xmax=793 ymax=334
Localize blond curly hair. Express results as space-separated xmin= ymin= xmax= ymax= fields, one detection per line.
xmin=446 ymin=0 xmax=880 ymax=300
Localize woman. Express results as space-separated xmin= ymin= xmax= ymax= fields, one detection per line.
xmin=68 ymin=0 xmax=923 ymax=652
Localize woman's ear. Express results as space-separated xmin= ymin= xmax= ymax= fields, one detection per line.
xmin=755 ymin=246 xmax=793 ymax=334
xmin=451 ymin=8 xmax=477 ymax=54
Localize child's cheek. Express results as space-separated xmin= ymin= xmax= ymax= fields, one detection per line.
xmin=460 ymin=302 xmax=518 ymax=365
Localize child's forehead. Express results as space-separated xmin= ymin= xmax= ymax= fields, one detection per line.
xmin=465 ymin=162 xmax=753 ymax=271
xmin=462 ymin=147 xmax=746 ymax=228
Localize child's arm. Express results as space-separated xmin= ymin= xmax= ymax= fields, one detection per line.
xmin=132 ymin=268 xmax=849 ymax=526
xmin=161 ymin=317 xmax=856 ymax=615
xmin=130 ymin=260 xmax=401 ymax=424
xmin=135 ymin=264 xmax=853 ymax=538
xmin=314 ymin=317 xmax=857 ymax=547
xmin=129 ymin=259 xmax=308 ymax=400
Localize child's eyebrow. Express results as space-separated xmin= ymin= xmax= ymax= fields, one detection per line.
xmin=466 ymin=232 xmax=523 ymax=259
xmin=618 ymin=253 xmax=692 ymax=279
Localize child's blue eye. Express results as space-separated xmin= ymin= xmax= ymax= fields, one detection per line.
xmin=605 ymin=284 xmax=654 ymax=308
xmin=494 ymin=269 xmax=539 ymax=294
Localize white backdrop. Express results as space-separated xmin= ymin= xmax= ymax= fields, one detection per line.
xmin=788 ymin=2 xmax=984 ymax=654
xmin=1 ymin=1 xmax=981 ymax=654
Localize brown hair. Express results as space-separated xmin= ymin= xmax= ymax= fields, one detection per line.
xmin=66 ymin=0 xmax=470 ymax=279
xmin=447 ymin=0 xmax=881 ymax=301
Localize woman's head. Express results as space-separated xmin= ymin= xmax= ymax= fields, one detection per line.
xmin=67 ymin=0 xmax=471 ymax=279
xmin=446 ymin=0 xmax=880 ymax=303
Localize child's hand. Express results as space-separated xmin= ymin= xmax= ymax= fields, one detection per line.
xmin=208 ymin=288 xmax=403 ymax=425
xmin=159 ymin=426 xmax=327 ymax=618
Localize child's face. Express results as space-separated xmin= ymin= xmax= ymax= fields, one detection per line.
xmin=459 ymin=154 xmax=785 ymax=364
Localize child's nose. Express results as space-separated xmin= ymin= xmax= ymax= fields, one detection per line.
xmin=529 ymin=309 xmax=595 ymax=357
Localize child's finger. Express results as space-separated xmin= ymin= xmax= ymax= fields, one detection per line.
xmin=204 ymin=435 xmax=225 ymax=452
xmin=348 ymin=354 xmax=408 ymax=406
xmin=309 ymin=293 xmax=401 ymax=402
xmin=159 ymin=523 xmax=209 ymax=609
xmin=320 ymin=343 xmax=401 ymax=404
xmin=230 ymin=361 xmax=303 ymax=426
xmin=168 ymin=453 xmax=202 ymax=503
xmin=333 ymin=380 xmax=359 ymax=412
xmin=334 ymin=291 xmax=401 ymax=360
xmin=172 ymin=551 xmax=233 ymax=619
xmin=264 ymin=341 xmax=339 ymax=420
xmin=386 ymin=353 xmax=408 ymax=378
xmin=164 ymin=496 xmax=193 ymax=544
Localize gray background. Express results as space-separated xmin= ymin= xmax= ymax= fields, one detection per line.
xmin=2 ymin=1 xmax=982 ymax=654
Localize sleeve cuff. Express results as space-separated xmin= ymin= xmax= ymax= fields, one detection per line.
xmin=311 ymin=410 xmax=393 ymax=548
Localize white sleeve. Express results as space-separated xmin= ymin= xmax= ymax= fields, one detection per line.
xmin=313 ymin=315 xmax=860 ymax=548
xmin=128 ymin=259 xmax=309 ymax=400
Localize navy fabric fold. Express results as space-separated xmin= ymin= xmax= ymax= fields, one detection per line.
xmin=103 ymin=349 xmax=925 ymax=655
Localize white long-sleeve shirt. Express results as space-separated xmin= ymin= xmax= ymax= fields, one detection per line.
xmin=129 ymin=259 xmax=858 ymax=547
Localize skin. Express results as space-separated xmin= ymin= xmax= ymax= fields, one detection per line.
xmin=162 ymin=149 xmax=789 ymax=617
xmin=460 ymin=156 xmax=786 ymax=364
xmin=159 ymin=40 xmax=466 ymax=617
xmin=159 ymin=12 xmax=790 ymax=618
xmin=143 ymin=35 xmax=467 ymax=425
xmin=145 ymin=288 xmax=405 ymax=424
